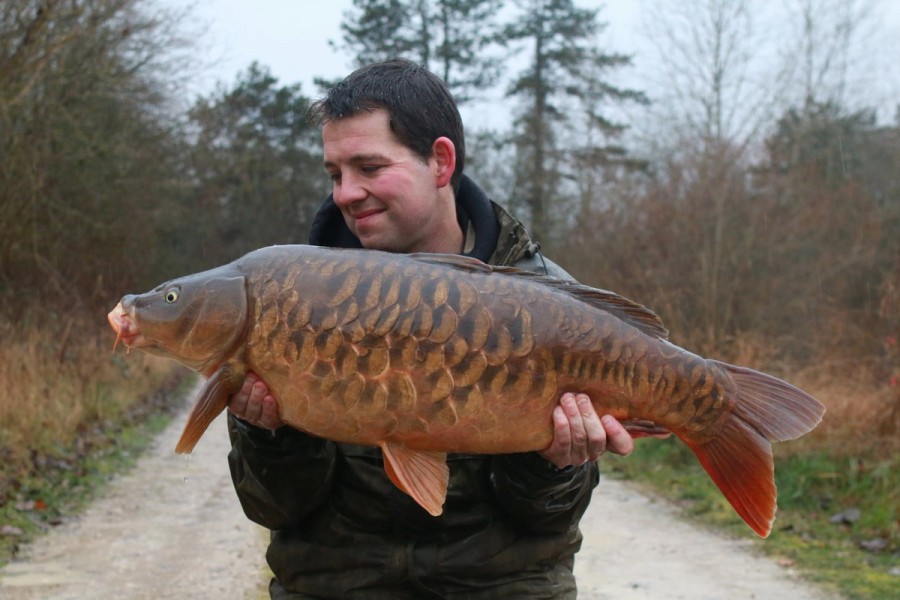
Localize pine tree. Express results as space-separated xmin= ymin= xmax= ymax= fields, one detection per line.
xmin=502 ymin=0 xmax=644 ymax=242
xmin=335 ymin=0 xmax=504 ymax=102
xmin=186 ymin=63 xmax=326 ymax=267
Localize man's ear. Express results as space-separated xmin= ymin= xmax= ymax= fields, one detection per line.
xmin=431 ymin=137 xmax=456 ymax=188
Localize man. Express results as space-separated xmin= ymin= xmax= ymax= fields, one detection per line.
xmin=227 ymin=59 xmax=633 ymax=599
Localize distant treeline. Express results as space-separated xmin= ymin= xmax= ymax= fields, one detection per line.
xmin=1 ymin=0 xmax=897 ymax=386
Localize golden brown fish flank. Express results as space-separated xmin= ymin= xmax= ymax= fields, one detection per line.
xmin=108 ymin=245 xmax=824 ymax=535
xmin=246 ymin=253 xmax=555 ymax=437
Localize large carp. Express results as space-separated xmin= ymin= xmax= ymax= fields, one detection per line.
xmin=108 ymin=245 xmax=824 ymax=537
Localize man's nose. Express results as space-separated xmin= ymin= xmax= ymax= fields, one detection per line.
xmin=333 ymin=172 xmax=367 ymax=207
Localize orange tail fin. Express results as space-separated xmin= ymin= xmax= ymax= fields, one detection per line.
xmin=683 ymin=362 xmax=825 ymax=537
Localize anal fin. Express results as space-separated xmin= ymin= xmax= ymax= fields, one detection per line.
xmin=620 ymin=419 xmax=672 ymax=439
xmin=381 ymin=442 xmax=449 ymax=517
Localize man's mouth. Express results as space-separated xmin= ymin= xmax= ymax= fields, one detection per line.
xmin=352 ymin=208 xmax=385 ymax=223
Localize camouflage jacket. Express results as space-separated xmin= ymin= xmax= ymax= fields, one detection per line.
xmin=228 ymin=176 xmax=600 ymax=599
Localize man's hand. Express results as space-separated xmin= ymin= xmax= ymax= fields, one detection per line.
xmin=538 ymin=392 xmax=633 ymax=469
xmin=228 ymin=372 xmax=283 ymax=430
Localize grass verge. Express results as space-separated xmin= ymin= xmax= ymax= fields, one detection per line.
xmin=0 ymin=313 xmax=191 ymax=567
xmin=607 ymin=435 xmax=898 ymax=599
xmin=0 ymin=372 xmax=189 ymax=567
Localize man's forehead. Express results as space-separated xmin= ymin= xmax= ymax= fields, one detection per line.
xmin=322 ymin=108 xmax=391 ymax=136
xmin=322 ymin=110 xmax=408 ymax=165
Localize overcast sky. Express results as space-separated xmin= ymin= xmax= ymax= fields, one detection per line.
xmin=181 ymin=1 xmax=640 ymax=105
xmin=178 ymin=0 xmax=900 ymax=129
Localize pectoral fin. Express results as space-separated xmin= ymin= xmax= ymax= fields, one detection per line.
xmin=175 ymin=361 xmax=246 ymax=454
xmin=380 ymin=442 xmax=449 ymax=517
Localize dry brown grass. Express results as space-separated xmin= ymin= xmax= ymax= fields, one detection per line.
xmin=789 ymin=361 xmax=900 ymax=459
xmin=649 ymin=323 xmax=897 ymax=464
xmin=0 ymin=312 xmax=180 ymax=483
xmin=706 ymin=332 xmax=899 ymax=461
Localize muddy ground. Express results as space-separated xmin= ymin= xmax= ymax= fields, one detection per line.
xmin=0 ymin=390 xmax=842 ymax=599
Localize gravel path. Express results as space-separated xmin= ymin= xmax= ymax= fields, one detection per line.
xmin=0 ymin=386 xmax=842 ymax=599
xmin=575 ymin=478 xmax=842 ymax=599
xmin=0 ymin=387 xmax=268 ymax=600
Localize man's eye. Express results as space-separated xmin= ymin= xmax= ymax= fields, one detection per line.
xmin=361 ymin=165 xmax=382 ymax=174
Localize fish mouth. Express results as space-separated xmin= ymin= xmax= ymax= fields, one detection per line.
xmin=107 ymin=301 xmax=146 ymax=350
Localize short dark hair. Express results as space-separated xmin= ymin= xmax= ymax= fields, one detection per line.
xmin=310 ymin=59 xmax=466 ymax=191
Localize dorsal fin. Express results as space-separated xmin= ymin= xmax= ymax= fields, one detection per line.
xmin=407 ymin=252 xmax=494 ymax=272
xmin=405 ymin=253 xmax=669 ymax=339
xmin=539 ymin=279 xmax=670 ymax=339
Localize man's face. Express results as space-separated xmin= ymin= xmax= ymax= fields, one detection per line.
xmin=322 ymin=109 xmax=457 ymax=254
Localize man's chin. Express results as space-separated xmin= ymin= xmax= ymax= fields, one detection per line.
xmin=355 ymin=231 xmax=408 ymax=253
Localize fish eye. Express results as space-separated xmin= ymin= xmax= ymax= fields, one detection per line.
xmin=164 ymin=288 xmax=180 ymax=304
